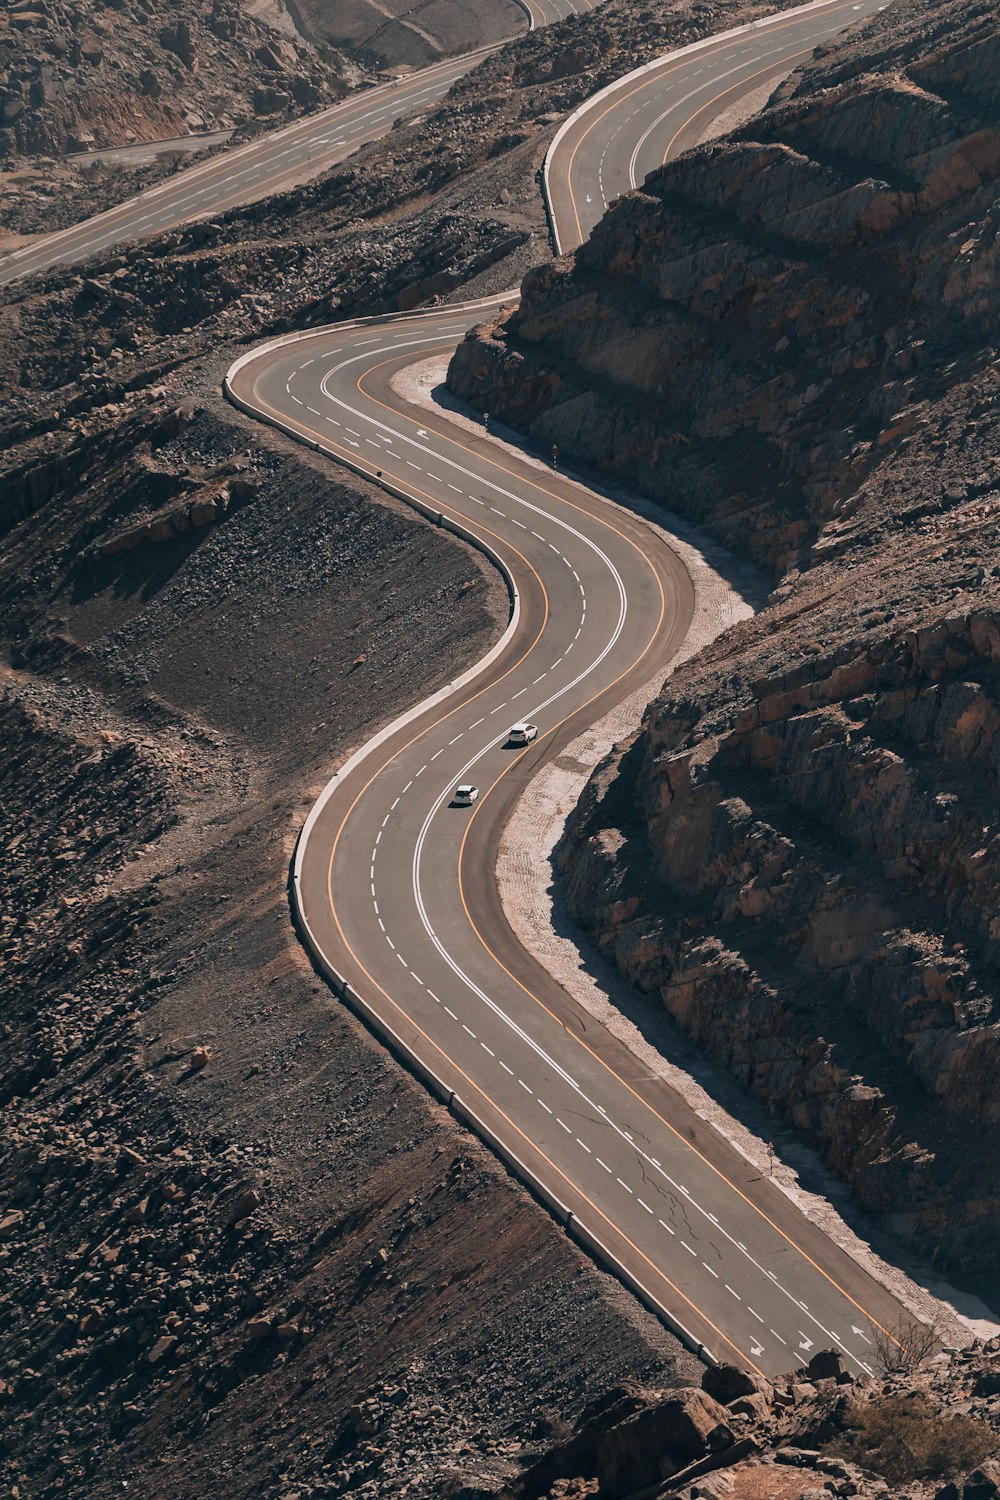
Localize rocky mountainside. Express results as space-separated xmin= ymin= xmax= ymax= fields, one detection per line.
xmin=293 ymin=0 xmax=527 ymax=72
xmin=1 ymin=0 xmax=808 ymax=238
xmin=0 ymin=0 xmax=346 ymax=163
xmin=0 ymin=387 xmax=700 ymax=1499
xmin=449 ymin=0 xmax=1000 ymax=573
xmin=450 ymin=0 xmax=1000 ymax=1291
xmin=486 ymin=1341 xmax=1000 ymax=1500
xmin=0 ymin=2 xmax=815 ymax=1494
xmin=2 ymin=0 xmax=998 ymax=1491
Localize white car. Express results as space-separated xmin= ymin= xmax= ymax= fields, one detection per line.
xmin=452 ymin=784 xmax=479 ymax=806
xmin=508 ymin=722 xmax=538 ymax=746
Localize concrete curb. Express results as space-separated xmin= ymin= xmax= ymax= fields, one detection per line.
xmin=543 ymin=0 xmax=863 ymax=254
xmin=228 ymin=309 xmax=716 ymax=1368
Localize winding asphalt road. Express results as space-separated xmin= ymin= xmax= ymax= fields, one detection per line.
xmin=17 ymin=0 xmax=916 ymax=1374
xmin=0 ymin=0 xmax=592 ymax=290
xmin=546 ymin=0 xmax=889 ymax=251
xmin=229 ymin=278 xmax=908 ymax=1388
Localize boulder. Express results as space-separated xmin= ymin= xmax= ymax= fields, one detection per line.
xmin=804 ymin=1350 xmax=851 ymax=1383
xmin=596 ymin=1387 xmax=731 ymax=1495
xmin=159 ymin=19 xmax=194 ymax=67
xmin=937 ymin=1462 xmax=1000 ymax=1500
xmin=702 ymin=1364 xmax=772 ymax=1406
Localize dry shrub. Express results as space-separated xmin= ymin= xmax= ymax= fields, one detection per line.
xmin=832 ymin=1393 xmax=997 ymax=1484
xmin=870 ymin=1313 xmax=939 ymax=1372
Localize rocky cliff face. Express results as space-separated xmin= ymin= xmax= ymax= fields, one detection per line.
xmin=449 ymin=0 xmax=1000 ymax=573
xmin=559 ymin=590 xmax=1000 ymax=1280
xmin=0 ymin=0 xmax=345 ymax=162
xmin=452 ymin=0 xmax=1000 ymax=1289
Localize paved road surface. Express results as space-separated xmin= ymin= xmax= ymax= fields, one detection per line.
xmin=229 ymin=288 xmax=911 ymax=1378
xmin=545 ymin=0 xmax=889 ymax=251
xmin=0 ymin=0 xmax=589 ymax=288
xmin=18 ymin=0 xmax=917 ymax=1374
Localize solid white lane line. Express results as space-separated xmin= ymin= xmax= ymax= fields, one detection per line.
xmin=659 ymin=1220 xmax=676 ymax=1236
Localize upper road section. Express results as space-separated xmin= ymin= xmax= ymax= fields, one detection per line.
xmin=0 ymin=0 xmax=591 ymax=289
xmin=545 ymin=0 xmax=888 ymax=253
xmin=0 ymin=52 xmax=480 ymax=287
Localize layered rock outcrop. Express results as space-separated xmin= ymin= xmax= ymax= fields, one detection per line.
xmin=559 ymin=602 xmax=1000 ymax=1276
xmin=449 ymin=0 xmax=1000 ymax=572
xmin=491 ymin=1343 xmax=1000 ymax=1499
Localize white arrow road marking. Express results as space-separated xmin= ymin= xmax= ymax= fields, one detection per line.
xmin=852 ymin=1325 xmax=873 ymax=1344
xmin=798 ymin=1333 xmax=814 ymax=1352
xmin=751 ymin=1340 xmax=765 ymax=1358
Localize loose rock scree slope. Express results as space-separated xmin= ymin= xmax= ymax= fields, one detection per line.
xmin=451 ymin=0 xmax=1000 ymax=1289
xmin=0 ymin=393 xmax=698 ymax=1499
xmin=0 ymin=0 xmax=347 ymax=165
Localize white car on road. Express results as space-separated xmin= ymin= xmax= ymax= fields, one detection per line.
xmin=508 ymin=723 xmax=538 ymax=746
xmin=452 ymin=784 xmax=479 ymax=806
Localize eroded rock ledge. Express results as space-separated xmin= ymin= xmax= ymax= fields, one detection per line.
xmin=558 ymin=606 xmax=1000 ymax=1279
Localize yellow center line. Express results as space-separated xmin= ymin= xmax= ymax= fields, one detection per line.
xmin=246 ymin=318 xmax=905 ymax=1358
xmin=290 ymin=354 xmax=765 ymax=1373
xmin=561 ymin=3 xmax=855 ymax=246
xmin=347 ymin=341 xmax=906 ymax=1352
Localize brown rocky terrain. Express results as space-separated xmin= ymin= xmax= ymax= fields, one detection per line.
xmin=482 ymin=1341 xmax=1000 ymax=1499
xmin=0 ymin=0 xmax=805 ymax=239
xmin=0 ymin=0 xmax=349 ymax=165
xmin=0 ymin=388 xmax=702 ymax=1499
xmin=0 ymin=2 xmax=827 ymax=1494
xmin=449 ymin=0 xmax=1000 ymax=1290
xmin=3 ymin=0 xmax=999 ymax=1491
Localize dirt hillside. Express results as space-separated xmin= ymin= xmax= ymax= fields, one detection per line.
xmin=0 ymin=0 xmax=348 ymax=164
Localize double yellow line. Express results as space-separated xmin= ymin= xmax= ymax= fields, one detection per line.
xmin=265 ymin=333 xmax=904 ymax=1367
